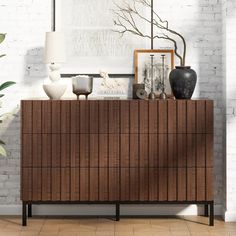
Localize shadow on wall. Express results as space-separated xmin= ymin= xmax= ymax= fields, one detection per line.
xmin=23 ymin=47 xmax=47 ymax=86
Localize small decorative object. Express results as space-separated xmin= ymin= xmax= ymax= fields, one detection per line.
xmin=72 ymin=75 xmax=93 ymax=100
xmin=90 ymin=71 xmax=132 ymax=99
xmin=133 ymin=84 xmax=145 ymax=99
xmin=149 ymin=55 xmax=156 ymax=100
xmin=113 ymin=0 xmax=197 ymax=99
xmin=134 ymin=50 xmax=174 ymax=97
xmin=159 ymin=55 xmax=167 ymax=100
xmin=136 ymin=89 xmax=148 ymax=100
xmin=43 ymin=32 xmax=67 ymax=100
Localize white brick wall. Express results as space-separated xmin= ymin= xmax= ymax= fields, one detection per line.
xmin=0 ymin=0 xmax=227 ymax=217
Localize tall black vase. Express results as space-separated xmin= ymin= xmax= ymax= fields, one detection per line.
xmin=169 ymin=66 xmax=197 ymax=99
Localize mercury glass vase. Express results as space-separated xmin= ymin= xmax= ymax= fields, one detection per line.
xmin=72 ymin=76 xmax=93 ymax=100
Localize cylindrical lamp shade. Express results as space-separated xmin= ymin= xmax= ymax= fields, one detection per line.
xmin=44 ymin=32 xmax=66 ymax=63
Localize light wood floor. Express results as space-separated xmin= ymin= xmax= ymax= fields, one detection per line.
xmin=0 ymin=216 xmax=235 ymax=236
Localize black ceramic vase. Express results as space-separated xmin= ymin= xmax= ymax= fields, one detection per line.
xmin=169 ymin=66 xmax=197 ymax=99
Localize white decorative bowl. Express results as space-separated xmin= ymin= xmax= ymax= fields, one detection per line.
xmin=43 ymin=83 xmax=67 ymax=100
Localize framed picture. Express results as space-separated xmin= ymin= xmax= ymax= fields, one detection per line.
xmin=54 ymin=0 xmax=146 ymax=75
xmin=134 ymin=49 xmax=175 ymax=96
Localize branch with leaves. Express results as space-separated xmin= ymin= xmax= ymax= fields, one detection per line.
xmin=113 ymin=0 xmax=187 ymax=66
xmin=0 ymin=33 xmax=16 ymax=157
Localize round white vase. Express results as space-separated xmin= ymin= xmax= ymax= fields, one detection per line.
xmin=43 ymin=83 xmax=67 ymax=100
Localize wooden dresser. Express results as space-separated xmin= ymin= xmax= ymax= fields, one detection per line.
xmin=21 ymin=99 xmax=214 ymax=226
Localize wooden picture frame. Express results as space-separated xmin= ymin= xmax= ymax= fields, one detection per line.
xmin=134 ymin=49 xmax=175 ymax=96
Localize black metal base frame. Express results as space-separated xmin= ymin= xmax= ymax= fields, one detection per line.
xmin=22 ymin=201 xmax=214 ymax=227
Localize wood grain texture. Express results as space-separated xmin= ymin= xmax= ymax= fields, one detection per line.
xmin=21 ymin=100 xmax=214 ymax=203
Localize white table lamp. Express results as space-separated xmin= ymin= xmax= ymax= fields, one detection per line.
xmin=43 ymin=32 xmax=67 ymax=99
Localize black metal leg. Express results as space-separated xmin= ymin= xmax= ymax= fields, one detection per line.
xmin=210 ymin=201 xmax=214 ymax=226
xmin=204 ymin=204 xmax=209 ymax=217
xmin=116 ymin=203 xmax=120 ymax=221
xmin=22 ymin=202 xmax=27 ymax=226
xmin=28 ymin=203 xmax=32 ymax=218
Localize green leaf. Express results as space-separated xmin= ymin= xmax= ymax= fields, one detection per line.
xmin=0 ymin=94 xmax=4 ymax=98
xmin=0 ymin=145 xmax=7 ymax=157
xmin=0 ymin=140 xmax=5 ymax=145
xmin=0 ymin=54 xmax=6 ymax=58
xmin=0 ymin=34 xmax=6 ymax=44
xmin=0 ymin=81 xmax=16 ymax=92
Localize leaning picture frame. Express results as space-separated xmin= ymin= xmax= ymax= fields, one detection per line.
xmin=53 ymin=0 xmax=146 ymax=75
xmin=134 ymin=49 xmax=175 ymax=97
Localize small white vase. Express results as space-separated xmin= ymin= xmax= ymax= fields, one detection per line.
xmin=43 ymin=83 xmax=67 ymax=100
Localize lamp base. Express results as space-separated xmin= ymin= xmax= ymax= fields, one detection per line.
xmin=43 ymin=83 xmax=67 ymax=100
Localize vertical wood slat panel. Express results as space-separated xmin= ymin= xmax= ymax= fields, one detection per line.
xmin=187 ymin=134 xmax=196 ymax=168
xmin=71 ymin=101 xmax=80 ymax=133
xmin=177 ymin=134 xmax=187 ymax=168
xmin=206 ymin=100 xmax=214 ymax=134
xmin=109 ymin=168 xmax=119 ymax=201
xmin=61 ymin=101 xmax=71 ymax=133
xmin=71 ymin=134 xmax=79 ymax=167
xmin=71 ymin=168 xmax=80 ymax=201
xmin=52 ymin=134 xmax=61 ymax=167
xmin=22 ymin=134 xmax=32 ymax=167
xmin=187 ymin=168 xmax=196 ymax=201
xmin=149 ymin=168 xmax=158 ymax=201
xmin=99 ymin=101 xmax=108 ymax=134
xmin=159 ymin=168 xmax=168 ymax=201
xmin=206 ymin=168 xmax=214 ymax=200
xmin=32 ymin=168 xmax=42 ymax=201
xmin=22 ymin=168 xmax=32 ymax=201
xmin=52 ymin=101 xmax=61 ymax=133
xmin=61 ymin=168 xmax=70 ymax=201
xmin=159 ymin=134 xmax=168 ymax=167
xmin=52 ymin=168 xmax=60 ymax=201
xmin=197 ymin=168 xmax=206 ymax=201
xmin=168 ymin=134 xmax=177 ymax=167
xmin=90 ymin=134 xmax=99 ymax=167
xmin=120 ymin=168 xmax=130 ymax=201
xmin=187 ymin=101 xmax=196 ymax=133
xmin=140 ymin=168 xmax=149 ymax=201
xmin=42 ymin=168 xmax=51 ymax=201
xmin=140 ymin=134 xmax=148 ymax=167
xmin=120 ymin=101 xmax=130 ymax=134
xmin=80 ymin=101 xmax=90 ymax=133
xmin=196 ymin=134 xmax=206 ymax=167
xmin=80 ymin=168 xmax=89 ymax=201
xmin=80 ymin=134 xmax=89 ymax=167
xmin=90 ymin=101 xmax=99 ymax=134
xmin=21 ymin=101 xmax=32 ymax=133
xmin=99 ymin=134 xmax=108 ymax=168
xmin=149 ymin=101 xmax=158 ymax=133
xmin=108 ymin=100 xmax=120 ymax=134
xmin=196 ymin=101 xmax=206 ymax=133
xmin=206 ymin=134 xmax=214 ymax=167
xmin=120 ymin=134 xmax=129 ymax=167
xmin=168 ymin=168 xmax=177 ymax=201
xmin=99 ymin=168 xmax=109 ymax=201
xmin=61 ymin=134 xmax=70 ymax=167
xmin=168 ymin=100 xmax=177 ymax=133
xmin=42 ymin=134 xmax=51 ymax=167
xmin=130 ymin=101 xmax=139 ymax=134
xmin=130 ymin=168 xmax=139 ymax=201
xmin=149 ymin=134 xmax=158 ymax=167
xmin=139 ymin=101 xmax=149 ymax=133
xmin=90 ymin=168 xmax=99 ymax=201
xmin=42 ymin=101 xmax=52 ymax=133
xmin=32 ymin=101 xmax=42 ymax=133
xmin=32 ymin=134 xmax=42 ymax=167
xmin=130 ymin=134 xmax=139 ymax=167
xmin=158 ymin=101 xmax=167 ymax=133
xmin=109 ymin=134 xmax=119 ymax=167
xmin=177 ymin=101 xmax=187 ymax=133
xmin=178 ymin=168 xmax=187 ymax=201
